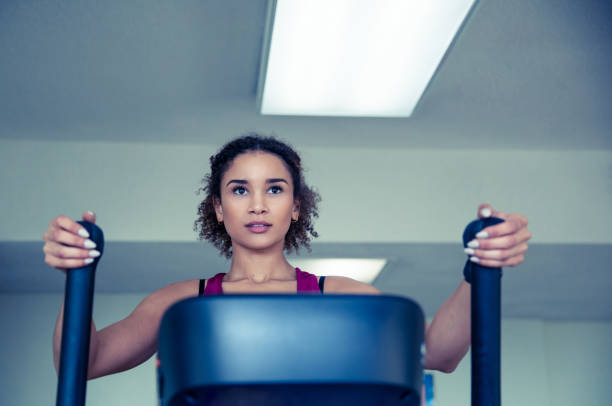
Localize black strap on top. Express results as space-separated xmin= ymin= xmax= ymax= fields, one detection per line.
xmin=198 ymin=279 xmax=206 ymax=296
xmin=318 ymin=276 xmax=326 ymax=293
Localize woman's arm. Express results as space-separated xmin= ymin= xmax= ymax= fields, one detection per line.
xmin=44 ymin=212 xmax=200 ymax=379
xmin=424 ymin=204 xmax=531 ymax=372
xmin=423 ymin=281 xmax=470 ymax=372
xmin=53 ymin=279 xmax=198 ymax=380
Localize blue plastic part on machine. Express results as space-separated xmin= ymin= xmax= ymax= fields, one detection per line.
xmin=462 ymin=217 xmax=504 ymax=406
xmin=157 ymin=295 xmax=425 ymax=406
xmin=56 ymin=221 xmax=104 ymax=406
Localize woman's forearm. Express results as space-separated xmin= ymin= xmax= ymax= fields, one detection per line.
xmin=53 ymin=300 xmax=99 ymax=377
xmin=424 ymin=281 xmax=471 ymax=373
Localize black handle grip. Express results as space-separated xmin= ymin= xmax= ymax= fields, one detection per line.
xmin=463 ymin=217 xmax=504 ymax=406
xmin=56 ymin=221 xmax=104 ymax=406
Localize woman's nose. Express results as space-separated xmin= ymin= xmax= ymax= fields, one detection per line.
xmin=248 ymin=193 xmax=268 ymax=214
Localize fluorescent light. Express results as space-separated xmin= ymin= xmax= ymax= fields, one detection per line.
xmin=289 ymin=258 xmax=387 ymax=284
xmin=258 ymin=0 xmax=477 ymax=117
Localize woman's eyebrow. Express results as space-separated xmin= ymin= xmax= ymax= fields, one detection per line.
xmin=226 ymin=179 xmax=248 ymax=187
xmin=225 ymin=178 xmax=288 ymax=187
xmin=266 ymin=178 xmax=288 ymax=184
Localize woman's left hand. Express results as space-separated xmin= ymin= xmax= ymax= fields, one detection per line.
xmin=464 ymin=203 xmax=531 ymax=268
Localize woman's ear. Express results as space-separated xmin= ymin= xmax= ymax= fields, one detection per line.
xmin=213 ymin=196 xmax=223 ymax=223
xmin=292 ymin=199 xmax=300 ymax=222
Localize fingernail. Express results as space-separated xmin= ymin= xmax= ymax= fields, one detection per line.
xmin=84 ymin=239 xmax=96 ymax=249
xmin=480 ymin=208 xmax=492 ymax=218
xmin=89 ymin=250 xmax=100 ymax=258
xmin=84 ymin=258 xmax=94 ymax=265
xmin=468 ymin=240 xmax=479 ymax=248
xmin=476 ymin=231 xmax=489 ymax=239
xmin=470 ymin=256 xmax=480 ymax=263
xmin=78 ymin=228 xmax=90 ymax=238
xmin=87 ymin=210 xmax=95 ymax=217
xmin=464 ymin=248 xmax=475 ymax=255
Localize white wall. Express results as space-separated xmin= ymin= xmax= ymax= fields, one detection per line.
xmin=1 ymin=139 xmax=611 ymax=244
xmin=1 ymin=293 xmax=610 ymax=406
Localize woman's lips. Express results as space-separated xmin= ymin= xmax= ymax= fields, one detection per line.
xmin=245 ymin=222 xmax=272 ymax=233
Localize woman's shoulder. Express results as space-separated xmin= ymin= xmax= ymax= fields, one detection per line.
xmin=145 ymin=279 xmax=201 ymax=302
xmin=321 ymin=276 xmax=381 ymax=295
xmin=126 ymin=279 xmax=201 ymax=326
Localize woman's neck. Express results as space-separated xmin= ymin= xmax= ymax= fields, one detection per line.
xmin=226 ymin=246 xmax=295 ymax=284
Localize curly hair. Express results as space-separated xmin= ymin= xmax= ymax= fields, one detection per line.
xmin=194 ymin=133 xmax=321 ymax=258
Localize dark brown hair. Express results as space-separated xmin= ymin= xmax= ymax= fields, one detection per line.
xmin=194 ymin=133 xmax=320 ymax=258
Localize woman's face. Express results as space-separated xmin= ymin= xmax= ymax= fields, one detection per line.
xmin=214 ymin=151 xmax=300 ymax=254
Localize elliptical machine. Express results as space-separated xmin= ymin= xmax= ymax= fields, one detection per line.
xmin=56 ymin=218 xmax=503 ymax=406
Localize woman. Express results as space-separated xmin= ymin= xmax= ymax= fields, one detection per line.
xmin=43 ymin=134 xmax=531 ymax=379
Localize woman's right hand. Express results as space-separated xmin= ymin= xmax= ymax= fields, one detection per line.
xmin=42 ymin=211 xmax=100 ymax=272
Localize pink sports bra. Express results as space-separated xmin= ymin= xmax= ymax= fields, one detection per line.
xmin=198 ymin=268 xmax=325 ymax=295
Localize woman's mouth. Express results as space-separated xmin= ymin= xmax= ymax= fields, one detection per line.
xmin=245 ymin=222 xmax=272 ymax=233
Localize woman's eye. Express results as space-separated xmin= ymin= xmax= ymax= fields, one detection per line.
xmin=232 ymin=186 xmax=247 ymax=195
xmin=268 ymin=185 xmax=283 ymax=194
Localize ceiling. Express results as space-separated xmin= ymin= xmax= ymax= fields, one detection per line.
xmin=0 ymin=0 xmax=611 ymax=149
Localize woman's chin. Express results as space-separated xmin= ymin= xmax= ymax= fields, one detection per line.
xmin=233 ymin=237 xmax=285 ymax=253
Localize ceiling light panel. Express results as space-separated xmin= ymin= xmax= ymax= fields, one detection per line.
xmin=258 ymin=0 xmax=477 ymax=117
